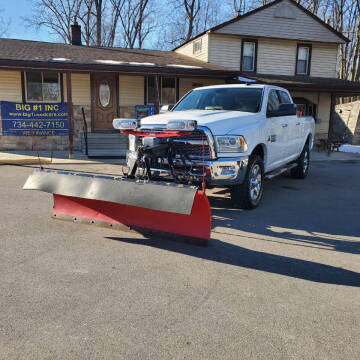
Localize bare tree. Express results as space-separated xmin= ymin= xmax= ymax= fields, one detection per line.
xmin=159 ymin=0 xmax=224 ymax=48
xmin=0 ymin=9 xmax=9 ymax=37
xmin=184 ymin=0 xmax=201 ymax=41
xmin=106 ymin=0 xmax=125 ymax=46
xmin=118 ymin=0 xmax=154 ymax=48
xmin=25 ymin=0 xmax=83 ymax=43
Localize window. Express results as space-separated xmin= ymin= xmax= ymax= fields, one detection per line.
xmin=296 ymin=45 xmax=311 ymax=75
xmin=267 ymin=90 xmax=281 ymax=113
xmin=293 ymin=97 xmax=317 ymax=118
xmin=161 ymin=77 xmax=176 ymax=105
xmin=278 ymin=90 xmax=292 ymax=104
xmin=25 ymin=71 xmax=60 ymax=102
xmin=147 ymin=76 xmax=159 ymax=104
xmin=147 ymin=76 xmax=176 ymax=105
xmin=193 ymin=39 xmax=202 ymax=54
xmin=173 ymin=87 xmax=263 ymax=113
xmin=241 ymin=40 xmax=257 ymax=72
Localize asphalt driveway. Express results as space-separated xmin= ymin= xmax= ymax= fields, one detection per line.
xmin=0 ymin=160 xmax=359 ymax=359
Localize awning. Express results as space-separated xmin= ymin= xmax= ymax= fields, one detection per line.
xmin=237 ymin=73 xmax=360 ymax=95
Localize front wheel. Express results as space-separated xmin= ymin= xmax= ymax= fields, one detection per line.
xmin=290 ymin=144 xmax=310 ymax=179
xmin=230 ymin=154 xmax=264 ymax=209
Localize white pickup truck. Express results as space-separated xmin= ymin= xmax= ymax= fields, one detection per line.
xmin=118 ymin=84 xmax=315 ymax=209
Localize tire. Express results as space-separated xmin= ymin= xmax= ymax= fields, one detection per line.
xmin=230 ymin=154 xmax=264 ymax=209
xmin=290 ymin=143 xmax=310 ymax=179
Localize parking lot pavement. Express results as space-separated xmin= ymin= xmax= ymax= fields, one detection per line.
xmin=0 ymin=161 xmax=359 ymax=360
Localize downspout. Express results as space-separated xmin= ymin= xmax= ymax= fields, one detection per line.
xmin=66 ymin=72 xmax=74 ymax=159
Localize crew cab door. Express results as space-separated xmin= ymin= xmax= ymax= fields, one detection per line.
xmin=265 ymin=89 xmax=290 ymax=170
xmin=277 ymin=90 xmax=300 ymax=160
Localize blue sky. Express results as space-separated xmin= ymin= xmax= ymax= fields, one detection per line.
xmin=1 ymin=0 xmax=51 ymax=41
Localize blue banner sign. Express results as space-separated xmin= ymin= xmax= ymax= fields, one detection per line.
xmin=135 ymin=105 xmax=155 ymax=120
xmin=1 ymin=101 xmax=68 ymax=136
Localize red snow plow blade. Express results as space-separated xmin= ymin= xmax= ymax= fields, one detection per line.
xmin=23 ymin=169 xmax=211 ymax=245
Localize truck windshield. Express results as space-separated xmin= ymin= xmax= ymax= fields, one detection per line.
xmin=173 ymin=87 xmax=263 ymax=113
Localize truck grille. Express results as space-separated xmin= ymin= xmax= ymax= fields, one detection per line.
xmin=172 ymin=130 xmax=212 ymax=160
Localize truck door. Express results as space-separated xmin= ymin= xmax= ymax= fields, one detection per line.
xmin=265 ymin=89 xmax=290 ymax=170
xmin=277 ymin=90 xmax=300 ymax=160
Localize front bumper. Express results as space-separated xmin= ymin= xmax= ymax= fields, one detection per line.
xmin=126 ymin=150 xmax=249 ymax=186
xmin=205 ymin=156 xmax=249 ymax=185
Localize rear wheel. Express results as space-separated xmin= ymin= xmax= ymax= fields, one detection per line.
xmin=230 ymin=154 xmax=264 ymax=209
xmin=290 ymin=143 xmax=310 ymax=179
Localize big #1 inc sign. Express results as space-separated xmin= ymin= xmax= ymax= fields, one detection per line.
xmin=1 ymin=101 xmax=68 ymax=136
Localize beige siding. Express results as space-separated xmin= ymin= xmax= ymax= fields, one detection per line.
xmin=291 ymin=91 xmax=330 ymax=135
xmin=0 ymin=70 xmax=22 ymax=102
xmin=63 ymin=73 xmax=91 ymax=104
xmin=207 ymin=36 xmax=338 ymax=78
xmin=257 ymin=39 xmax=296 ymax=75
xmin=311 ymin=43 xmax=338 ymax=78
xmin=208 ymin=34 xmax=241 ymax=70
xmin=179 ymin=78 xmax=225 ymax=98
xmin=175 ymin=34 xmax=208 ymax=62
xmin=72 ymin=73 xmax=91 ymax=105
xmin=119 ymin=75 xmax=144 ymax=106
xmin=215 ymin=0 xmax=344 ymax=44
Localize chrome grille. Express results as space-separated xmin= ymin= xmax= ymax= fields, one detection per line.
xmin=172 ymin=130 xmax=211 ymax=159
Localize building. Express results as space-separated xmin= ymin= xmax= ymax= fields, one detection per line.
xmin=0 ymin=32 xmax=237 ymax=155
xmin=175 ymin=0 xmax=360 ymax=143
xmin=1 ymin=0 xmax=360 ymax=155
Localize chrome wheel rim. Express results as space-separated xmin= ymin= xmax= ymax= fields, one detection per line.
xmin=303 ymin=150 xmax=309 ymax=173
xmin=249 ymin=164 xmax=262 ymax=202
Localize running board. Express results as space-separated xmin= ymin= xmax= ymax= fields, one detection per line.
xmin=265 ymin=163 xmax=297 ymax=180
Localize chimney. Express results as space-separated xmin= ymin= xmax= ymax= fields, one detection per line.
xmin=235 ymin=10 xmax=241 ymax=18
xmin=71 ymin=20 xmax=82 ymax=46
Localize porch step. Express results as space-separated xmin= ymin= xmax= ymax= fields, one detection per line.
xmin=81 ymin=133 xmax=127 ymax=157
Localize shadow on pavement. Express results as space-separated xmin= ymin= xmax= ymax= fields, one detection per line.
xmin=107 ymin=162 xmax=360 ymax=287
xmin=208 ymin=162 xmax=360 ymax=256
xmin=106 ymin=236 xmax=360 ymax=287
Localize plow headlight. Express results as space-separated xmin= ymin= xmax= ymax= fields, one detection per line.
xmin=215 ymin=135 xmax=248 ymax=153
xmin=167 ymin=120 xmax=197 ymax=131
xmin=113 ymin=119 xmax=140 ymax=130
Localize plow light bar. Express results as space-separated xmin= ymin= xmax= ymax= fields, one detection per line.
xmin=113 ymin=118 xmax=140 ymax=130
xmin=167 ymin=120 xmax=197 ymax=131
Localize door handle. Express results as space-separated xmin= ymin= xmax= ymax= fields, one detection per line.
xmin=282 ymin=124 xmax=288 ymax=128
xmin=296 ymin=122 xmax=300 ymax=126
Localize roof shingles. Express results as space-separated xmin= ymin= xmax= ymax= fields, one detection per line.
xmin=0 ymin=38 xmax=236 ymax=76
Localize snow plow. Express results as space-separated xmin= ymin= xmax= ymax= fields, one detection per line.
xmin=23 ymin=119 xmax=212 ymax=245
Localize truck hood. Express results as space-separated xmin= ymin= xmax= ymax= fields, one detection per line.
xmin=140 ymin=110 xmax=259 ymax=135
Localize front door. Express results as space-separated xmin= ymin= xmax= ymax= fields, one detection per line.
xmin=93 ymin=73 xmax=117 ymax=130
xmin=265 ymin=89 xmax=290 ymax=170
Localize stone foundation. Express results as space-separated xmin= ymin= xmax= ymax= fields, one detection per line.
xmin=119 ymin=106 xmax=136 ymax=118
xmin=0 ymin=104 xmax=91 ymax=151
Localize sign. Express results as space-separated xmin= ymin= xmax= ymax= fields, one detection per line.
xmin=1 ymin=101 xmax=68 ymax=136
xmin=135 ymin=105 xmax=154 ymax=120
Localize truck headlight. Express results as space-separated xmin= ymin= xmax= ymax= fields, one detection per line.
xmin=113 ymin=118 xmax=140 ymax=130
xmin=167 ymin=120 xmax=197 ymax=131
xmin=215 ymin=136 xmax=248 ymax=153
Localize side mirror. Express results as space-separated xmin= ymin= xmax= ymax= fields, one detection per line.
xmin=267 ymin=103 xmax=297 ymax=118
xmin=160 ymin=104 xmax=174 ymax=113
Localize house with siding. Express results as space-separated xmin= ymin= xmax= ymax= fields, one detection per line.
xmin=175 ymin=0 xmax=360 ymax=143
xmin=0 ymin=36 xmax=235 ymax=155
xmin=1 ymin=0 xmax=360 ymax=155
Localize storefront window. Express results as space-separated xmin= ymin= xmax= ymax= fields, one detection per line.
xmin=161 ymin=77 xmax=176 ymax=105
xmin=147 ymin=76 xmax=176 ymax=104
xmin=147 ymin=77 xmax=157 ymax=104
xmin=26 ymin=71 xmax=60 ymax=102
